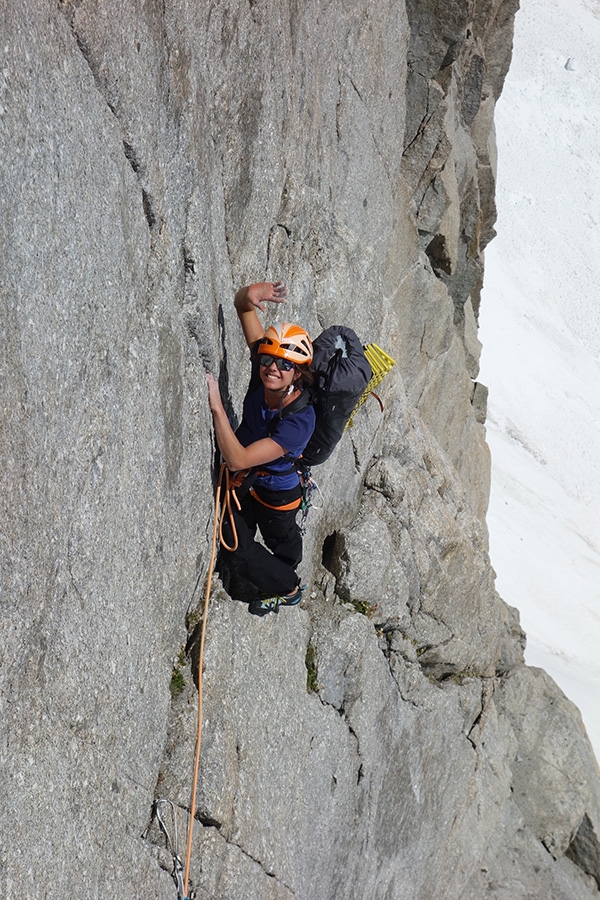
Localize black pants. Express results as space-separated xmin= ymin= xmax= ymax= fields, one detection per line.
xmin=221 ymin=484 xmax=302 ymax=597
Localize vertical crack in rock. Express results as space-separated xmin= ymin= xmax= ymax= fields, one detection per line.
xmin=345 ymin=720 xmax=364 ymax=786
xmin=466 ymin=677 xmax=495 ymax=749
xmin=60 ymin=5 xmax=162 ymax=236
xmin=59 ymin=6 xmax=118 ymax=120
xmin=122 ymin=140 xmax=142 ymax=175
xmin=347 ymin=75 xmax=364 ymax=103
xmin=335 ymin=73 xmax=343 ymax=144
xmin=141 ymin=189 xmax=158 ymax=231
xmin=378 ymin=631 xmax=427 ymax=710
xmin=402 ymin=97 xmax=437 ymax=156
xmin=313 ymin=688 xmax=364 ymax=788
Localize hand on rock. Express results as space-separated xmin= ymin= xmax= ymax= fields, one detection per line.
xmin=206 ymin=373 xmax=223 ymax=413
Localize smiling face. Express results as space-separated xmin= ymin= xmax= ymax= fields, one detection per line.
xmin=259 ymin=356 xmax=298 ymax=395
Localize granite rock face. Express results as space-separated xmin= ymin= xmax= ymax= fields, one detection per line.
xmin=1 ymin=1 xmax=600 ymax=899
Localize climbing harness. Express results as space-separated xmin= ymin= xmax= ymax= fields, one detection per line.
xmin=154 ymin=799 xmax=186 ymax=900
xmin=249 ymin=486 xmax=302 ymax=511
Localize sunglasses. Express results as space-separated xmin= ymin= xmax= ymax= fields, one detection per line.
xmin=258 ymin=354 xmax=295 ymax=372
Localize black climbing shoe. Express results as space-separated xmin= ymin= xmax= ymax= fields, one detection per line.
xmin=278 ymin=585 xmax=304 ymax=607
xmin=248 ymin=585 xmax=304 ymax=617
xmin=248 ymin=597 xmax=279 ymax=617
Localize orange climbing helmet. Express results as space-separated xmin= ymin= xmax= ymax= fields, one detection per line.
xmin=258 ymin=322 xmax=313 ymax=366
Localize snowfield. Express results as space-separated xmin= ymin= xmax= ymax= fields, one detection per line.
xmin=479 ymin=0 xmax=600 ymax=762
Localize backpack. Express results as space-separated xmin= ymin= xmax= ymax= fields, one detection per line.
xmin=268 ymin=325 xmax=373 ymax=467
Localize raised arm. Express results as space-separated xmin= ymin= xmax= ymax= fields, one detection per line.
xmin=234 ymin=281 xmax=288 ymax=348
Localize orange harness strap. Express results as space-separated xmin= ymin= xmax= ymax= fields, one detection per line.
xmin=249 ymin=487 xmax=302 ymax=512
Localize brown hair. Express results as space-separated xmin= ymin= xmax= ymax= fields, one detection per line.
xmin=294 ymin=364 xmax=314 ymax=390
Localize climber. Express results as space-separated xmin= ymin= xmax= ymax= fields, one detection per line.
xmin=206 ymin=281 xmax=316 ymax=617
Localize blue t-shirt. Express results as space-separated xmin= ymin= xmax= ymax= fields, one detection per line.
xmin=236 ymin=386 xmax=316 ymax=490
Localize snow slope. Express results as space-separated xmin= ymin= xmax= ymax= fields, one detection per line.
xmin=479 ymin=0 xmax=600 ymax=761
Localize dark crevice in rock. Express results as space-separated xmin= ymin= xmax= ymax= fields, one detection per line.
xmin=348 ymin=75 xmax=364 ymax=103
xmin=461 ymin=53 xmax=485 ymax=125
xmin=345 ymin=719 xmax=364 ymax=786
xmin=321 ymin=531 xmax=339 ymax=573
xmin=566 ymin=813 xmax=600 ymax=888
xmin=196 ymin=813 xmax=222 ymax=829
xmin=391 ymin=672 xmax=425 ymax=709
xmin=61 ymin=10 xmax=119 ymax=123
xmin=276 ymin=222 xmax=292 ymax=238
xmin=402 ymin=93 xmax=437 ymax=156
xmin=247 ymin=0 xmax=262 ymax=27
xmin=351 ymin=434 xmax=362 ymax=473
xmin=142 ymin=189 xmax=158 ymax=230
xmin=216 ymin=302 xmax=237 ymax=428
xmin=440 ymin=41 xmax=461 ymax=69
xmin=335 ymin=74 xmax=343 ymax=143
xmin=123 ymin=140 xmax=141 ymax=175
xmin=466 ymin=678 xmax=494 ymax=746
xmin=220 ymin=153 xmax=235 ymax=274
xmin=426 ymin=232 xmax=453 ymax=276
xmin=74 ymin=33 xmax=97 ymax=80
xmin=313 ymin=684 xmax=364 ymax=787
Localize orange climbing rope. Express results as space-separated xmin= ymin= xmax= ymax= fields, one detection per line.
xmin=182 ymin=463 xmax=239 ymax=898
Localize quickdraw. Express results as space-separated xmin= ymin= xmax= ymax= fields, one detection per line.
xmin=298 ymin=466 xmax=323 ymax=534
xmin=153 ymin=799 xmax=187 ymax=900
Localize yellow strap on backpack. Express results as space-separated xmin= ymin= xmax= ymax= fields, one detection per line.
xmin=345 ymin=343 xmax=395 ymax=429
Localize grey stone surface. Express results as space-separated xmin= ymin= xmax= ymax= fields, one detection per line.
xmin=2 ymin=1 xmax=600 ymax=899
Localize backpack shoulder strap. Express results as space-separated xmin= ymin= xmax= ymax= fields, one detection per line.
xmin=259 ymin=388 xmax=314 ymax=474
xmin=266 ymin=388 xmax=314 ymax=435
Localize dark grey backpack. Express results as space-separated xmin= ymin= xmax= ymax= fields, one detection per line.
xmin=300 ymin=325 xmax=372 ymax=466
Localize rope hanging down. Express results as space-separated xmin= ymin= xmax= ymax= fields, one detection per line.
xmin=181 ymin=463 xmax=239 ymax=899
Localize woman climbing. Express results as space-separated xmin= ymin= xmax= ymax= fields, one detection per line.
xmin=206 ymin=281 xmax=316 ymax=617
